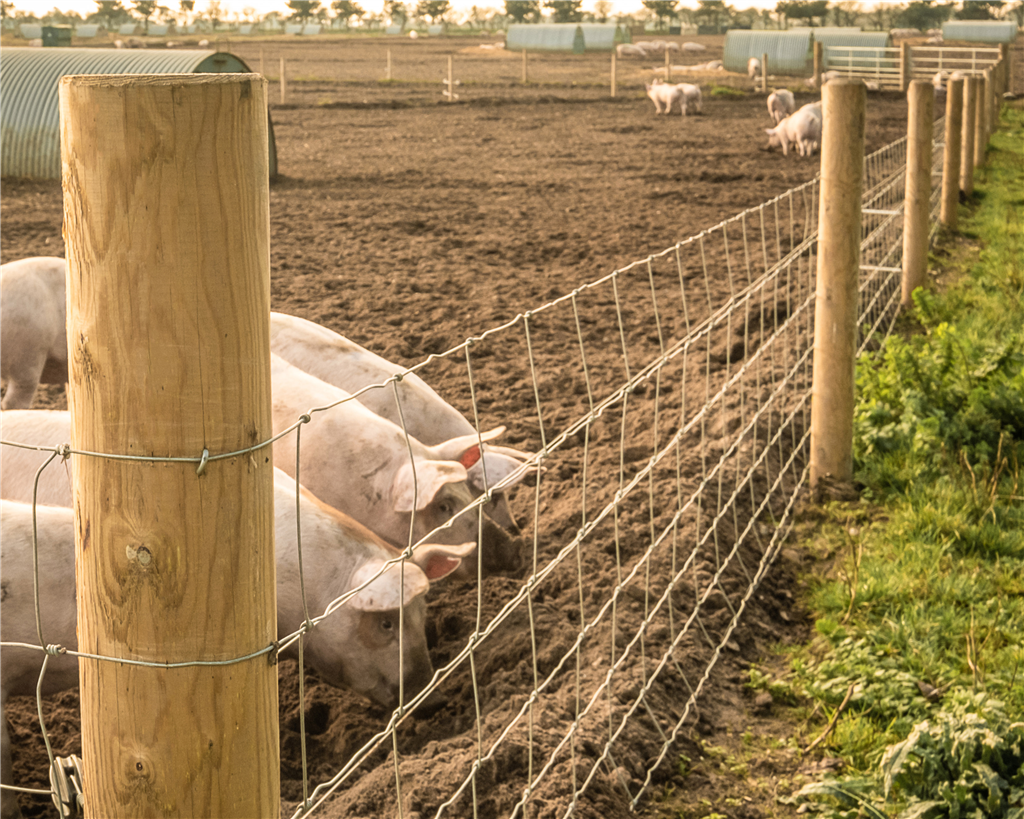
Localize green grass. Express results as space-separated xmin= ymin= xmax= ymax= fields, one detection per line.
xmin=782 ymin=106 xmax=1024 ymax=818
xmin=708 ymin=85 xmax=746 ymax=97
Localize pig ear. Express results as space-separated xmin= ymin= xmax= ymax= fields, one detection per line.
xmin=411 ymin=542 xmax=476 ymax=582
xmin=428 ymin=427 xmax=506 ymax=464
xmin=392 ymin=459 xmax=467 ymax=513
xmin=348 ymin=558 xmax=429 ymax=611
xmin=467 ymin=450 xmax=534 ymax=493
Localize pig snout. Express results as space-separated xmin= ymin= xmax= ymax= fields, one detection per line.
xmin=480 ymin=514 xmax=524 ymax=575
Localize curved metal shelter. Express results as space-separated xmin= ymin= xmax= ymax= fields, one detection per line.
xmin=942 ymin=21 xmax=1018 ymax=44
xmin=507 ymin=24 xmax=586 ymax=53
xmin=577 ymin=24 xmax=631 ymax=51
xmin=0 ymin=47 xmax=278 ymax=179
xmin=723 ymin=30 xmax=812 ymax=73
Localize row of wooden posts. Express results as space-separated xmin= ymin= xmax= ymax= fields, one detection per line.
xmin=260 ymin=42 xmax=1012 ymax=104
xmin=810 ymin=48 xmax=1007 ymax=495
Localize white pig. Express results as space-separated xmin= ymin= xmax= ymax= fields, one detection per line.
xmin=0 ymin=476 xmax=469 ymax=818
xmin=747 ymin=56 xmax=761 ymax=79
xmin=0 ymin=395 xmax=521 ymax=580
xmin=0 ymin=257 xmax=67 ymax=410
xmin=767 ymin=88 xmax=796 ymax=124
xmin=645 ymin=79 xmax=683 ymax=114
xmin=268 ymin=312 xmax=532 ymax=533
xmin=1 ymin=410 xmax=75 ymax=507
xmin=269 ymin=355 xmax=520 ymax=577
xmin=764 ymin=104 xmax=821 ymax=157
xmin=676 ymin=82 xmax=702 ymax=115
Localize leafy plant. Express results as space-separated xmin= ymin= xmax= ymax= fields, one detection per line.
xmin=880 ymin=695 xmax=1024 ymax=819
xmin=790 ymin=696 xmax=1024 ymax=819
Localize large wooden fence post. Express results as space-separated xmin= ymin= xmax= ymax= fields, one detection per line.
xmin=961 ymin=75 xmax=978 ymax=195
xmin=813 ymin=40 xmax=823 ymax=89
xmin=761 ymin=51 xmax=768 ymax=92
xmin=521 ymin=48 xmax=527 ymax=83
xmin=59 ymin=74 xmax=279 ymax=819
xmin=610 ymin=50 xmax=617 ymax=98
xmin=940 ymin=77 xmax=963 ymax=230
xmin=811 ymin=79 xmax=866 ymax=495
xmin=902 ymin=80 xmax=934 ymax=308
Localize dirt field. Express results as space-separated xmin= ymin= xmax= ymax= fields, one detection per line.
xmin=1 ymin=34 xmax=916 ymax=819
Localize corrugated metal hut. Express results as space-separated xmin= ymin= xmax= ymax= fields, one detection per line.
xmin=0 ymin=47 xmax=278 ymax=179
xmin=576 ymin=23 xmax=630 ymax=50
xmin=941 ymin=21 xmax=1018 ymax=44
xmin=790 ymin=26 xmax=862 ymax=34
xmin=507 ymin=24 xmax=586 ymax=53
xmin=816 ymin=31 xmax=892 ymax=68
xmin=723 ymin=30 xmax=812 ymax=73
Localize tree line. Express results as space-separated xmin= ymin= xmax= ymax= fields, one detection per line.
xmin=2 ymin=0 xmax=1020 ymax=31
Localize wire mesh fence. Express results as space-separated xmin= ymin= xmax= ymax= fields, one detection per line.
xmin=1 ymin=113 xmax=951 ymax=818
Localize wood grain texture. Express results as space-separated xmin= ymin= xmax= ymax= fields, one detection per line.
xmin=940 ymin=78 xmax=963 ymax=230
xmin=901 ymin=80 xmax=933 ymax=308
xmin=59 ymin=73 xmax=279 ymax=819
xmin=811 ymin=80 xmax=865 ymax=490
xmin=960 ymin=76 xmax=978 ymax=195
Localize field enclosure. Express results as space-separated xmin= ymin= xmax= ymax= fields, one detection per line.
xmin=0 ymin=39 xmax=926 ymax=819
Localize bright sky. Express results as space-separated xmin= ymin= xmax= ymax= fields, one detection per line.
xmin=12 ymin=0 xmax=907 ymax=27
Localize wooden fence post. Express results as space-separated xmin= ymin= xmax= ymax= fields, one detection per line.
xmin=1007 ymin=42 xmax=1015 ymax=96
xmin=813 ymin=40 xmax=823 ymax=89
xmin=975 ymin=69 xmax=988 ymax=167
xmin=665 ymin=48 xmax=671 ymax=82
xmin=961 ymin=75 xmax=977 ymax=195
xmin=811 ymin=79 xmax=866 ymax=495
xmin=761 ymin=51 xmax=768 ymax=93
xmin=446 ymin=54 xmax=454 ymax=101
xmin=386 ymin=47 xmax=392 ymax=80
xmin=522 ymin=48 xmax=527 ymax=83
xmin=899 ymin=41 xmax=911 ymax=92
xmin=940 ymin=77 xmax=963 ymax=231
xmin=280 ymin=56 xmax=286 ymax=103
xmin=59 ymin=73 xmax=278 ymax=819
xmin=610 ymin=50 xmax=616 ymax=98
xmin=902 ymin=80 xmax=934 ymax=308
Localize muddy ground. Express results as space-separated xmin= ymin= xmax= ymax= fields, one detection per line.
xmin=1 ymin=34 xmax=916 ymax=819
